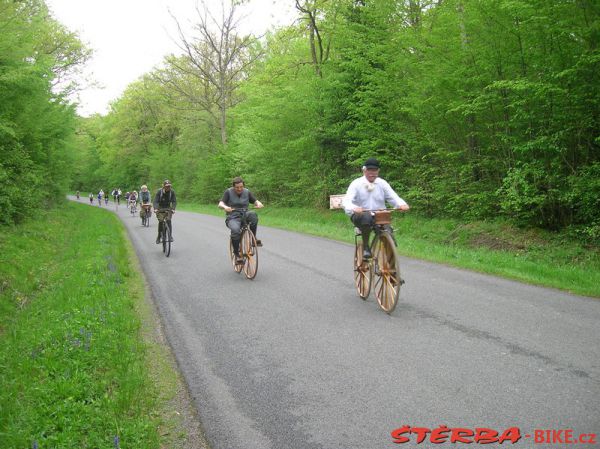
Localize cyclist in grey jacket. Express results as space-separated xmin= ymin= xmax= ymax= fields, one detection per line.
xmin=218 ymin=177 xmax=264 ymax=263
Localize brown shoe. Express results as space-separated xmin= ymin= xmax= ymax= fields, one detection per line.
xmin=235 ymin=256 xmax=244 ymax=265
xmin=256 ymin=239 xmax=263 ymax=247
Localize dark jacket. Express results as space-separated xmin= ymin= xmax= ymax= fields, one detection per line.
xmin=153 ymin=188 xmax=177 ymax=210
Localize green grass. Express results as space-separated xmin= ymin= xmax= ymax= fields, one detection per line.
xmin=0 ymin=203 xmax=191 ymax=448
xmin=180 ymin=203 xmax=600 ymax=298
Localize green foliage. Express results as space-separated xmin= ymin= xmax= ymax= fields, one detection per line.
xmin=0 ymin=0 xmax=87 ymax=224
xmin=73 ymin=0 xmax=600 ymax=238
xmin=0 ymin=204 xmax=163 ymax=448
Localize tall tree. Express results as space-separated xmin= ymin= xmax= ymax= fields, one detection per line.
xmin=163 ymin=0 xmax=262 ymax=148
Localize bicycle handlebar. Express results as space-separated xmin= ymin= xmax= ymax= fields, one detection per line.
xmin=360 ymin=208 xmax=406 ymax=212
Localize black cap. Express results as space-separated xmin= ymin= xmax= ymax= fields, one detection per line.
xmin=364 ymin=157 xmax=380 ymax=169
xmin=163 ymin=179 xmax=172 ymax=186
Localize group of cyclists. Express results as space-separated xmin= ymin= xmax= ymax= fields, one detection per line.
xmin=75 ymin=157 xmax=409 ymax=269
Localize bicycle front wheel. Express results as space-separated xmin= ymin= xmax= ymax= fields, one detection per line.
xmin=353 ymin=240 xmax=372 ymax=299
xmin=372 ymin=233 xmax=401 ymax=313
xmin=163 ymin=222 xmax=171 ymax=257
xmin=229 ymin=238 xmax=242 ymax=273
xmin=241 ymin=229 xmax=258 ymax=280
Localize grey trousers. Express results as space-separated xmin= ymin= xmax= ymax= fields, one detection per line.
xmin=226 ymin=210 xmax=258 ymax=241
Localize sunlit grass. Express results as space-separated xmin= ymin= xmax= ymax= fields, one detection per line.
xmin=0 ymin=203 xmax=187 ymax=448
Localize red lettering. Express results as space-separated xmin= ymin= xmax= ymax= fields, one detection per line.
xmin=475 ymin=428 xmax=499 ymax=444
xmin=411 ymin=427 xmax=431 ymax=444
xmin=586 ymin=433 xmax=597 ymax=444
xmin=391 ymin=425 xmax=411 ymax=444
xmin=552 ymin=430 xmax=564 ymax=443
xmin=498 ymin=427 xmax=521 ymax=444
xmin=564 ymin=429 xmax=574 ymax=444
xmin=534 ymin=430 xmax=545 ymax=443
xmin=451 ymin=427 xmax=475 ymax=443
xmin=430 ymin=425 xmax=450 ymax=444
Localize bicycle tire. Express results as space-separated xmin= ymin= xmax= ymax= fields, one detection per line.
xmin=163 ymin=219 xmax=171 ymax=257
xmin=229 ymin=238 xmax=242 ymax=273
xmin=353 ymin=240 xmax=372 ymax=299
xmin=372 ymin=233 xmax=401 ymax=314
xmin=241 ymin=228 xmax=258 ymax=280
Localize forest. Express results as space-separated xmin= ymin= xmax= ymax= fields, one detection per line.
xmin=2 ymin=0 xmax=599 ymax=241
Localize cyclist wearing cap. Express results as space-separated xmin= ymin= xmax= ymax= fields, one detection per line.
xmin=342 ymin=157 xmax=409 ymax=259
xmin=153 ymin=180 xmax=177 ymax=244
xmin=218 ymin=176 xmax=264 ymax=264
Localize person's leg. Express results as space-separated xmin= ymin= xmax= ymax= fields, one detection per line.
xmin=156 ymin=215 xmax=164 ymax=243
xmin=226 ymin=216 xmax=242 ymax=257
xmin=246 ymin=211 xmax=261 ymax=245
xmin=351 ymin=212 xmax=374 ymax=257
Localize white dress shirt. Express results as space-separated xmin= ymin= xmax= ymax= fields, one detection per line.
xmin=342 ymin=176 xmax=407 ymax=216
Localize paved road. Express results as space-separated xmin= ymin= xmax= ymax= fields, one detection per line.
xmin=78 ymin=198 xmax=600 ymax=448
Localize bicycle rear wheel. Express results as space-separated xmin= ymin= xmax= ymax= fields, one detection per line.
xmin=372 ymin=233 xmax=401 ymax=313
xmin=241 ymin=229 xmax=258 ymax=280
xmin=353 ymin=240 xmax=372 ymax=299
xmin=229 ymin=238 xmax=242 ymax=273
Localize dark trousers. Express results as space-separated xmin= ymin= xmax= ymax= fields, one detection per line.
xmin=351 ymin=212 xmax=375 ymax=248
xmin=157 ymin=219 xmax=172 ymax=238
xmin=227 ymin=211 xmax=258 ymax=254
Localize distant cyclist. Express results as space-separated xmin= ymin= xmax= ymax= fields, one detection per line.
xmin=89 ymin=193 xmax=94 ymax=204
xmin=139 ymin=185 xmax=152 ymax=221
xmin=342 ymin=158 xmax=409 ymax=259
xmin=112 ymin=188 xmax=120 ymax=204
xmin=153 ymin=180 xmax=177 ymax=244
xmin=128 ymin=191 xmax=138 ymax=213
xmin=97 ymin=189 xmax=104 ymax=206
xmin=218 ymin=176 xmax=264 ymax=264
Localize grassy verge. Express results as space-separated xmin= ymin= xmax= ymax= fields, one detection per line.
xmin=0 ymin=203 xmax=198 ymax=448
xmin=179 ymin=203 xmax=600 ymax=298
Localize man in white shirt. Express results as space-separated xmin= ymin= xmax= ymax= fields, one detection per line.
xmin=342 ymin=157 xmax=410 ymax=259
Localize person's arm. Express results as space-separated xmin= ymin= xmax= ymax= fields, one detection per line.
xmin=218 ymin=190 xmax=233 ymax=213
xmin=248 ymin=191 xmax=263 ymax=208
xmin=342 ymin=180 xmax=361 ymax=214
xmin=170 ymin=191 xmax=177 ymax=211
xmin=382 ymin=180 xmax=409 ymax=210
xmin=153 ymin=191 xmax=159 ymax=210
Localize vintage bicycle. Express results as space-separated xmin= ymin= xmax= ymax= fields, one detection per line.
xmin=156 ymin=208 xmax=173 ymax=257
xmin=353 ymin=209 xmax=404 ymax=314
xmin=140 ymin=204 xmax=152 ymax=227
xmin=227 ymin=208 xmax=258 ymax=280
xmin=129 ymin=200 xmax=137 ymax=216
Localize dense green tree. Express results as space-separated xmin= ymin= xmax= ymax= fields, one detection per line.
xmin=73 ymin=0 xmax=599 ymax=240
xmin=0 ymin=0 xmax=89 ymax=224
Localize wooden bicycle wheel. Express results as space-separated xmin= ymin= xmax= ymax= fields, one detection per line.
xmin=372 ymin=233 xmax=401 ymax=313
xmin=353 ymin=240 xmax=372 ymax=299
xmin=241 ymin=229 xmax=258 ymax=280
xmin=229 ymin=238 xmax=242 ymax=273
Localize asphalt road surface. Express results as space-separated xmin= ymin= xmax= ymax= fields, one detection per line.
xmin=78 ymin=198 xmax=600 ymax=448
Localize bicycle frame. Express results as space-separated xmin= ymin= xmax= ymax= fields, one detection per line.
xmin=228 ymin=208 xmax=258 ymax=279
xmin=353 ymin=209 xmax=403 ymax=314
xmin=156 ymin=208 xmax=173 ymax=257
